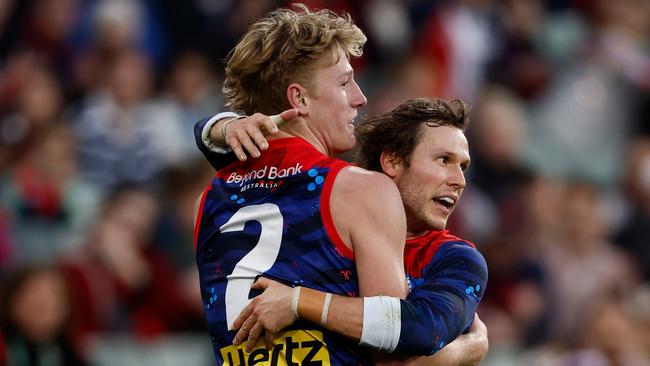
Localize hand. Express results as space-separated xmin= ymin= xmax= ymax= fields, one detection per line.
xmin=231 ymin=277 xmax=295 ymax=351
xmin=424 ymin=313 xmax=488 ymax=366
xmin=459 ymin=313 xmax=489 ymax=366
xmin=224 ymin=109 xmax=300 ymax=161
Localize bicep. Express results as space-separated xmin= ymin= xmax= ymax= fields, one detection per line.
xmin=348 ymin=177 xmax=408 ymax=298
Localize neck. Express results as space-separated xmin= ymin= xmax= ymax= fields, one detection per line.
xmin=406 ymin=229 xmax=431 ymax=239
xmin=269 ymin=117 xmax=330 ymax=156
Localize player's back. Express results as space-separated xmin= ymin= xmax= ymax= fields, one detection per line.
xmin=195 ymin=137 xmax=370 ymax=365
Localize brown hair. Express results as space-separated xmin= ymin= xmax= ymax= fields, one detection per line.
xmin=223 ymin=4 xmax=366 ymax=115
xmin=356 ymin=97 xmax=470 ymax=172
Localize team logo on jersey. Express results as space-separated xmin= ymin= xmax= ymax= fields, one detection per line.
xmin=220 ymin=329 xmax=331 ymax=365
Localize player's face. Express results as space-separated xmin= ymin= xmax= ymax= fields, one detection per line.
xmin=393 ymin=125 xmax=470 ymax=235
xmin=306 ymin=48 xmax=367 ymax=155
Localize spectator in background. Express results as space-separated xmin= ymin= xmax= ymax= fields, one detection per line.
xmin=14 ymin=0 xmax=80 ymax=85
xmin=570 ymin=295 xmax=650 ymax=366
xmin=154 ymin=159 xmax=216 ymax=323
xmin=72 ymin=0 xmax=167 ymax=97
xmin=60 ymin=187 xmax=201 ymax=343
xmin=468 ymin=87 xmax=529 ymax=204
xmin=156 ymin=159 xmax=214 ymax=270
xmin=0 ymin=209 xmax=11 ymax=268
xmin=616 ymin=139 xmax=650 ymax=280
xmin=0 ymin=62 xmax=63 ymax=165
xmin=74 ymin=49 xmax=162 ymax=192
xmin=0 ymin=122 xmax=99 ymax=265
xmin=0 ymin=266 xmax=87 ymax=366
xmin=542 ymin=182 xmax=638 ymax=342
xmin=148 ymin=51 xmax=222 ymax=167
xmin=0 ymin=67 xmax=99 ymax=263
xmin=522 ymin=0 xmax=650 ymax=188
xmin=485 ymin=0 xmax=551 ymax=100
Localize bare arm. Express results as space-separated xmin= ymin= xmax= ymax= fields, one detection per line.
xmin=233 ymin=278 xmax=488 ymax=365
xmin=232 ymin=242 xmax=489 ymax=364
xmin=232 ymin=278 xmax=364 ymax=347
xmin=332 ymin=167 xmax=408 ymax=298
xmin=231 ymin=166 xmax=407 ymax=351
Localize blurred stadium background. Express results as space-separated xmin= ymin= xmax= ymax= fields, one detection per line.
xmin=0 ymin=0 xmax=649 ymax=365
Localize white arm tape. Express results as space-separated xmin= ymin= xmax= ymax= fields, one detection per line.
xmin=201 ymin=112 xmax=241 ymax=153
xmin=360 ymin=296 xmax=401 ymax=353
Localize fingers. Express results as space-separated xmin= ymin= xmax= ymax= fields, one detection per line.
xmin=234 ymin=128 xmax=261 ymax=158
xmin=232 ymin=302 xmax=254 ymax=331
xmin=226 ymin=136 xmax=247 ymax=161
xmin=233 ymin=311 xmax=257 ymax=345
xmin=261 ymin=117 xmax=279 ymax=135
xmin=247 ymin=124 xmax=269 ymax=151
xmin=245 ymin=322 xmax=265 ymax=352
xmin=279 ymin=108 xmax=300 ymax=122
xmin=251 ymin=277 xmax=270 ymax=290
xmin=264 ymin=331 xmax=277 ymax=350
xmin=470 ymin=313 xmax=485 ymax=331
xmin=224 ymin=110 xmax=301 ymax=160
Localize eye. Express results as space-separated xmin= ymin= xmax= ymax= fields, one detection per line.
xmin=437 ymin=155 xmax=450 ymax=164
xmin=341 ymin=81 xmax=349 ymax=87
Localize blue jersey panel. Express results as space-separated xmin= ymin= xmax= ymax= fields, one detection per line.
xmin=196 ymin=137 xmax=371 ymax=365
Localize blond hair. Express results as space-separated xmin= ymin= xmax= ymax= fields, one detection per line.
xmin=223 ymin=4 xmax=366 ymax=115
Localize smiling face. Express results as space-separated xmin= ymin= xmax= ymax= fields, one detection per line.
xmin=390 ymin=125 xmax=470 ymax=235
xmin=303 ymin=48 xmax=367 ymax=155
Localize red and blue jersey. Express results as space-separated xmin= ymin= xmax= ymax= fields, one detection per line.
xmin=396 ymin=230 xmax=488 ymax=355
xmin=194 ymin=135 xmax=371 ymax=365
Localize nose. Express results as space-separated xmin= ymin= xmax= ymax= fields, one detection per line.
xmin=448 ymin=166 xmax=466 ymax=190
xmin=350 ymin=79 xmax=367 ymax=108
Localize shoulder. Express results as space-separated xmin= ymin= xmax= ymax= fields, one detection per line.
xmin=431 ymin=241 xmax=488 ymax=279
xmin=328 ymin=166 xmax=406 ymax=247
xmin=439 ymin=240 xmax=485 ymax=262
xmin=335 ymin=166 xmax=401 ymax=199
xmin=335 ymin=167 xmax=403 ymax=216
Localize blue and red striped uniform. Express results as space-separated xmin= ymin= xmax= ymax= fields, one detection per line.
xmin=397 ymin=230 xmax=488 ymax=355
xmin=194 ymin=135 xmax=371 ymax=365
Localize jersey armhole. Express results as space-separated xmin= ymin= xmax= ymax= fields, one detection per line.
xmin=320 ymin=161 xmax=355 ymax=261
xmin=193 ymin=184 xmax=212 ymax=252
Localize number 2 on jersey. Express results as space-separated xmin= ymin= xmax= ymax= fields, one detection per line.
xmin=222 ymin=203 xmax=283 ymax=329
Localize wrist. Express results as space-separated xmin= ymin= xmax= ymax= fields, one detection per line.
xmin=293 ymin=287 xmax=332 ymax=327
xmin=219 ymin=117 xmax=239 ymax=141
xmin=202 ymin=112 xmax=240 ymax=151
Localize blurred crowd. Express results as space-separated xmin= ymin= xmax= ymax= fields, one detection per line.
xmin=0 ymin=0 xmax=649 ymax=365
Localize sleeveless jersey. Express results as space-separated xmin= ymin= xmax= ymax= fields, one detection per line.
xmin=194 ymin=137 xmax=371 ymax=365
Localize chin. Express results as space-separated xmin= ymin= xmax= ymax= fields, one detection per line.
xmin=335 ymin=140 xmax=356 ymax=154
xmin=428 ymin=217 xmax=448 ymax=231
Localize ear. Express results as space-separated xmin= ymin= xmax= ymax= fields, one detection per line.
xmin=286 ymin=83 xmax=309 ymax=116
xmin=380 ymin=151 xmax=403 ymax=178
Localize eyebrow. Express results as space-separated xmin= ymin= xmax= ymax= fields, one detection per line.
xmin=435 ymin=150 xmax=471 ymax=164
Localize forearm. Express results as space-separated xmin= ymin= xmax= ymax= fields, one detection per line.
xmin=297 ymin=287 xmax=364 ymax=341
